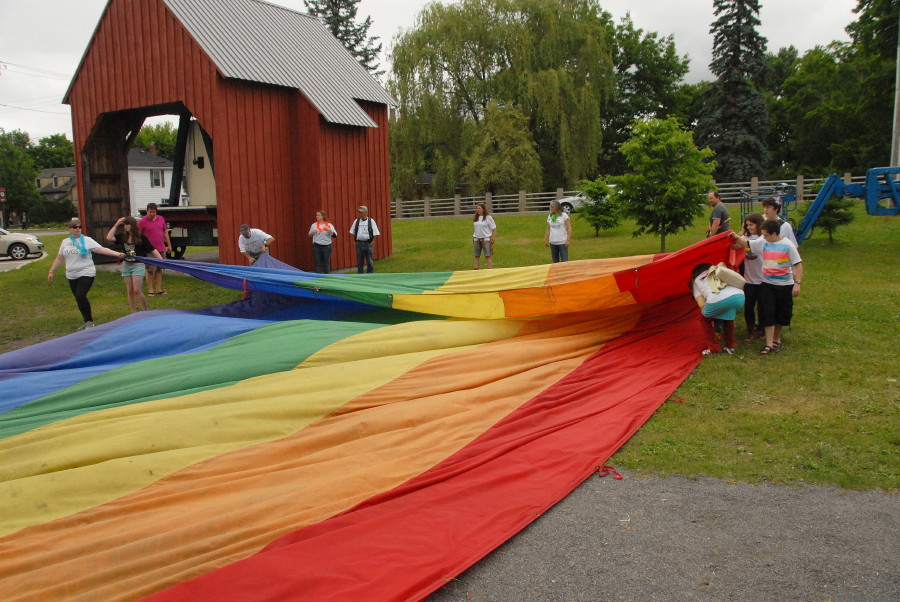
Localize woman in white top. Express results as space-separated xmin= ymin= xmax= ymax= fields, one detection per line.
xmin=308 ymin=210 xmax=338 ymax=273
xmin=47 ymin=218 xmax=125 ymax=331
xmin=472 ymin=202 xmax=496 ymax=269
xmin=740 ymin=213 xmax=765 ymax=341
xmin=544 ymin=200 xmax=572 ymax=262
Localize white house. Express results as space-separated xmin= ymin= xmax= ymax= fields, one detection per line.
xmin=127 ymin=147 xmax=186 ymax=216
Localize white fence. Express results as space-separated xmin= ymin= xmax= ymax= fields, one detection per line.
xmin=392 ymin=173 xmax=865 ymax=220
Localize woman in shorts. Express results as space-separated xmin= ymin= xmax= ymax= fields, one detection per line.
xmin=106 ymin=216 xmax=163 ymax=313
xmin=473 ymin=202 xmax=496 ymax=269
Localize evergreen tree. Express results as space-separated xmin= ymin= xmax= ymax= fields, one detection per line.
xmin=304 ymin=0 xmax=383 ymax=76
xmin=802 ymin=195 xmax=856 ymax=244
xmin=695 ymin=0 xmax=769 ymax=181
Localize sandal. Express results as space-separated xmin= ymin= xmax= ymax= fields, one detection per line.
xmin=772 ymin=341 xmax=783 ymax=352
xmin=157 ymin=291 xmax=168 ymax=296
xmin=759 ymin=345 xmax=775 ymax=355
xmin=147 ymin=292 xmax=156 ymax=297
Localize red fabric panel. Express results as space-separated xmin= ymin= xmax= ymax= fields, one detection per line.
xmin=614 ymin=233 xmax=736 ymax=303
xmin=147 ymin=296 xmax=704 ymax=601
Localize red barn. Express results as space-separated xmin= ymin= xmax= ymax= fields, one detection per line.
xmin=64 ymin=0 xmax=395 ymax=269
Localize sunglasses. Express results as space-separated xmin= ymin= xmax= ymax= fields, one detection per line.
xmin=69 ymin=224 xmax=82 ymax=228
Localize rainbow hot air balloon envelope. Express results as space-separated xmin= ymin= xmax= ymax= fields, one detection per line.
xmin=0 ymin=234 xmax=738 ymax=601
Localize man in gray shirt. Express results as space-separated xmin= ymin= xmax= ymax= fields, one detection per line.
xmin=707 ymin=191 xmax=731 ymax=237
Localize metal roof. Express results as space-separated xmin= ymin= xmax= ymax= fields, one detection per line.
xmin=163 ymin=0 xmax=396 ymax=128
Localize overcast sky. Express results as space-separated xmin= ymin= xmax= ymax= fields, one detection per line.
xmin=0 ymin=0 xmax=858 ymax=140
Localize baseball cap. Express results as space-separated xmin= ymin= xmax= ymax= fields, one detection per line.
xmin=357 ymin=205 xmax=368 ymax=212
xmin=240 ymin=224 xmax=250 ymax=232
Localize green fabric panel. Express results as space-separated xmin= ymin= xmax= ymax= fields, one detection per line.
xmin=291 ymin=272 xmax=455 ymax=307
xmin=0 ymin=317 xmax=401 ymax=440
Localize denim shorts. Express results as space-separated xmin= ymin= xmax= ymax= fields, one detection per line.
xmin=473 ymin=238 xmax=492 ymax=257
xmin=121 ymin=261 xmax=146 ymax=277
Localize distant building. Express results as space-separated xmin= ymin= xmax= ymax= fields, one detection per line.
xmin=36 ymin=166 xmax=78 ymax=207
xmin=126 ymin=147 xmax=186 ymax=215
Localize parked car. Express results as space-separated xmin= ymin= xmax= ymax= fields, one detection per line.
xmin=558 ymin=192 xmax=586 ymax=213
xmin=0 ymin=228 xmax=44 ymax=260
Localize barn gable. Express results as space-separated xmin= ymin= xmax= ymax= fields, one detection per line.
xmin=64 ymin=0 xmax=393 ymax=270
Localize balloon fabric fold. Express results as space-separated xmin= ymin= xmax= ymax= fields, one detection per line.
xmin=0 ymin=234 xmax=737 ymax=600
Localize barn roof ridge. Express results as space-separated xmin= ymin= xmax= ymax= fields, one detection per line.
xmin=163 ymin=0 xmax=396 ymax=128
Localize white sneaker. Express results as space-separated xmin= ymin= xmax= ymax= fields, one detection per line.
xmin=77 ymin=321 xmax=95 ymax=331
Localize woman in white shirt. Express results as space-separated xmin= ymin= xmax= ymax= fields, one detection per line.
xmin=690 ymin=263 xmax=745 ymax=356
xmin=740 ymin=213 xmax=765 ymax=341
xmin=544 ymin=200 xmax=572 ymax=262
xmin=47 ymin=219 xmax=125 ymax=331
xmin=308 ymin=210 xmax=338 ymax=273
xmin=472 ymin=202 xmax=496 ymax=269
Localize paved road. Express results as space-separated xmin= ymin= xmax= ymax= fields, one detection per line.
xmin=429 ymin=472 xmax=898 ymax=601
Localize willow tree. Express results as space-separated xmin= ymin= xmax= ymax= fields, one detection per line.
xmin=389 ymin=0 xmax=614 ymax=195
xmin=464 ymin=102 xmax=542 ymax=194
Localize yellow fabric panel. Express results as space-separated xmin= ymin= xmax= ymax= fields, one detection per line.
xmin=0 ymin=308 xmax=642 ymax=601
xmin=0 ymin=319 xmax=523 ymax=538
xmin=392 ymin=265 xmax=552 ymax=319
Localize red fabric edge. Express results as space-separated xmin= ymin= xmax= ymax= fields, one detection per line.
xmin=146 ymin=296 xmax=705 ymax=602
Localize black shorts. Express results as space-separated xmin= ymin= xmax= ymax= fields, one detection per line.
xmin=758 ymin=282 xmax=794 ymax=327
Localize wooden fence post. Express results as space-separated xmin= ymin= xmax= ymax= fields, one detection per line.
xmin=796 ymin=175 xmax=805 ymax=202
xmin=454 ymin=193 xmax=461 ymax=216
xmin=843 ymin=172 xmax=852 ymax=184
xmin=395 ymin=198 xmax=403 ymax=219
xmin=424 ymin=196 xmax=431 ymax=217
xmin=555 ymin=187 xmax=564 ymax=200
xmin=485 ymin=192 xmax=493 ymax=213
xmin=518 ymin=190 xmax=526 ymax=212
xmin=750 ymin=176 xmax=759 ymax=195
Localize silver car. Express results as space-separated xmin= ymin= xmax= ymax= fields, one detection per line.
xmin=0 ymin=228 xmax=44 ymax=260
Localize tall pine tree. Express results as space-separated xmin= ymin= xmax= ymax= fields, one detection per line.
xmin=304 ymin=0 xmax=383 ymax=76
xmin=695 ymin=0 xmax=769 ymax=181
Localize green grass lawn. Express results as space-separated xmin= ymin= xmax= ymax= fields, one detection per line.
xmin=1 ymin=205 xmax=896 ymax=490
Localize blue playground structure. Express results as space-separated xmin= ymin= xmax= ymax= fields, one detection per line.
xmin=740 ymin=167 xmax=899 ymax=244
xmin=794 ymin=167 xmax=900 ymax=244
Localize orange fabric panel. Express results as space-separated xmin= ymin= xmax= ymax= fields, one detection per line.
xmin=0 ymin=309 xmax=641 ymax=601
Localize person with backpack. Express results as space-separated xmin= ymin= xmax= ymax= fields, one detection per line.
xmin=349 ymin=205 xmax=380 ymax=273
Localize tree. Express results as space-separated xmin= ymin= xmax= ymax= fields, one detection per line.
xmin=0 ymin=129 xmax=40 ymax=219
xmin=803 ymin=196 xmax=856 ymax=244
xmin=29 ymin=134 xmax=74 ymax=169
xmin=463 ymin=102 xmax=542 ymax=195
xmin=304 ymin=0 xmax=383 ymax=76
xmin=600 ymin=13 xmax=691 ymax=175
xmin=780 ymin=43 xmax=892 ymax=174
xmin=695 ymin=0 xmax=769 ymax=181
xmin=760 ymin=46 xmax=800 ymax=177
xmin=610 ymin=117 xmax=715 ymax=252
xmin=577 ymin=176 xmax=621 ymax=236
xmin=134 ymin=122 xmax=178 ymax=161
xmin=389 ymin=0 xmax=614 ymax=193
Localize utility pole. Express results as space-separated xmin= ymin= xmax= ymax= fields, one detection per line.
xmin=892 ymin=12 xmax=900 ymax=166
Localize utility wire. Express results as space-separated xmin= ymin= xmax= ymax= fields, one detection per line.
xmin=0 ymin=102 xmax=69 ymax=115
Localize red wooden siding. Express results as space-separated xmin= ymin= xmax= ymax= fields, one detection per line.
xmin=67 ymin=0 xmax=392 ymax=270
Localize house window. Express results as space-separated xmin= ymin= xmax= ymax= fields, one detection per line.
xmin=35 ymin=178 xmax=41 ymax=188
xmin=151 ymin=170 xmax=165 ymax=188
xmin=53 ymin=176 xmax=59 ymax=188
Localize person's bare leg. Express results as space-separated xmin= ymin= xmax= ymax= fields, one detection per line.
xmin=125 ymin=277 xmax=137 ymax=313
